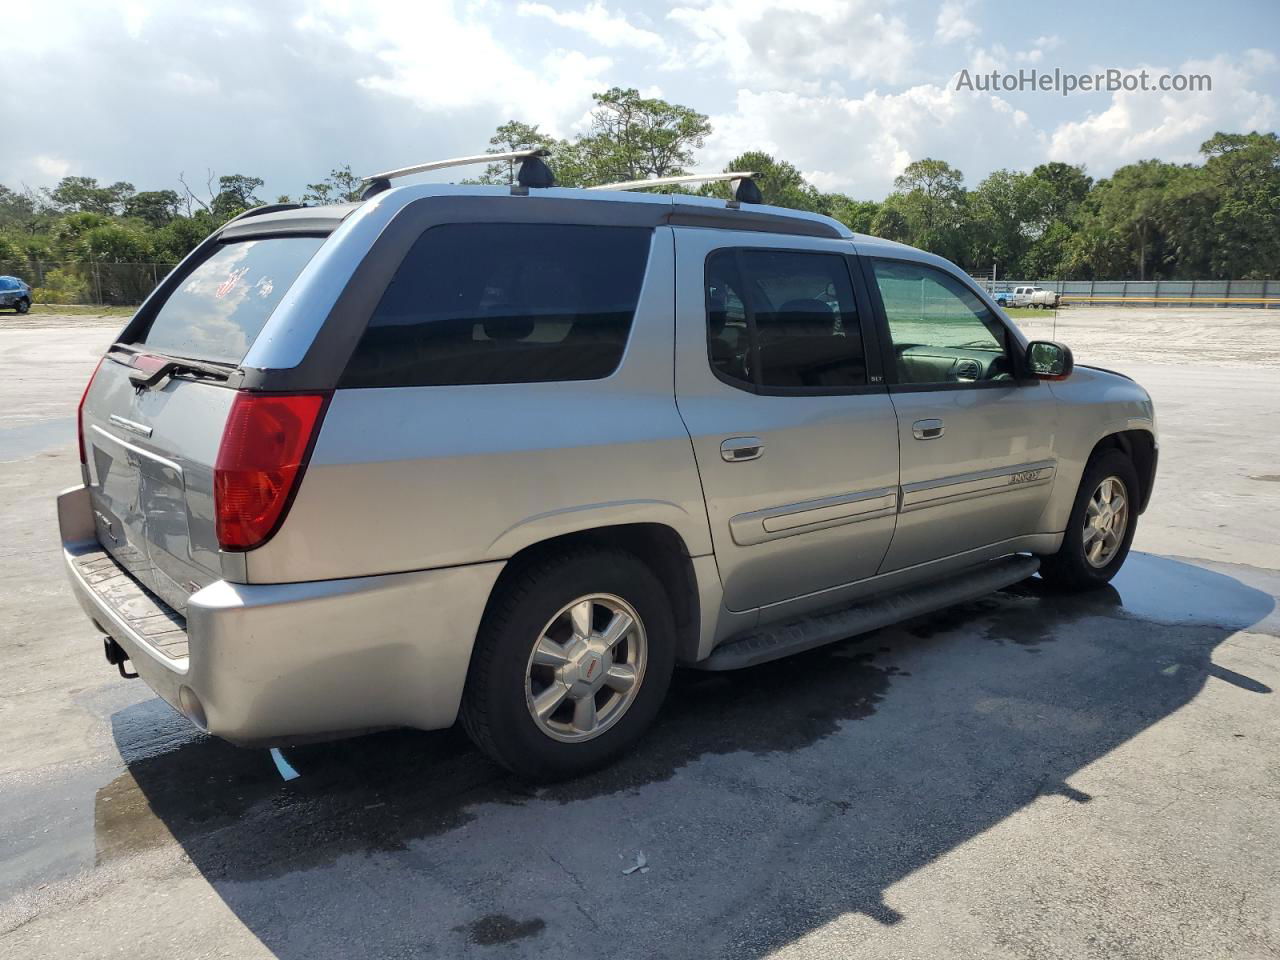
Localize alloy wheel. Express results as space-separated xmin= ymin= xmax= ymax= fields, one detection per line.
xmin=1083 ymin=475 xmax=1129 ymax=568
xmin=524 ymin=593 xmax=648 ymax=743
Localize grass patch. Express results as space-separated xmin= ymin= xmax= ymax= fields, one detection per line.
xmin=27 ymin=303 xmax=136 ymax=319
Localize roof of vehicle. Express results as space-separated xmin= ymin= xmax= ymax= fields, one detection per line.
xmin=219 ymin=184 xmax=859 ymax=242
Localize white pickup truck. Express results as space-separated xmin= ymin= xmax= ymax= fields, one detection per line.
xmin=1002 ymin=285 xmax=1062 ymax=309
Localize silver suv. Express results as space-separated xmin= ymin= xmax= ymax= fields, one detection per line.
xmin=58 ymin=155 xmax=1157 ymax=779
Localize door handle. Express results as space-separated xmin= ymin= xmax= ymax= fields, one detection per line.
xmin=912 ymin=419 xmax=945 ymax=440
xmin=721 ymin=437 xmax=763 ymax=462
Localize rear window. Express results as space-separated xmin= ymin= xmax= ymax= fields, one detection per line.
xmin=138 ymin=237 xmax=325 ymax=364
xmin=340 ymin=223 xmax=652 ymax=388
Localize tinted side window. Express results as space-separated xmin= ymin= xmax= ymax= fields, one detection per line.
xmin=706 ymin=249 xmax=865 ymax=390
xmin=341 ymin=224 xmax=652 ymax=388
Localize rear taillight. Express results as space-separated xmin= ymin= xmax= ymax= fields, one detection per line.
xmin=78 ymin=358 xmax=105 ymax=465
xmin=214 ymin=392 xmax=330 ymax=551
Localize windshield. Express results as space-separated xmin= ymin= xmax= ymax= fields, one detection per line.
xmin=137 ymin=236 xmax=325 ymax=364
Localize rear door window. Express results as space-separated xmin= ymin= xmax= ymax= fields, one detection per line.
xmin=340 ymin=223 xmax=652 ymax=388
xmin=706 ymin=249 xmax=866 ymax=390
xmin=137 ymin=237 xmax=326 ymax=364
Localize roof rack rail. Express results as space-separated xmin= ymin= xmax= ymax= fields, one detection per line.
xmin=587 ymin=171 xmax=762 ymax=204
xmin=360 ymin=148 xmax=555 ymax=200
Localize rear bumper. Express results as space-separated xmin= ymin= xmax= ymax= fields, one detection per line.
xmin=58 ymin=485 xmax=504 ymax=745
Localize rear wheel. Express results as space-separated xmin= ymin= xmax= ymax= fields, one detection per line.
xmin=461 ymin=548 xmax=675 ymax=780
xmin=1039 ymin=448 xmax=1139 ymax=590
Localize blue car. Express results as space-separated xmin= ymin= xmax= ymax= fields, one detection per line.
xmin=0 ymin=276 xmax=31 ymax=314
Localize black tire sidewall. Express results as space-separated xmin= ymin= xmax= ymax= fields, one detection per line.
xmin=466 ymin=551 xmax=676 ymax=780
xmin=1048 ymin=449 xmax=1140 ymax=588
xmin=16 ymin=299 xmax=29 ymax=314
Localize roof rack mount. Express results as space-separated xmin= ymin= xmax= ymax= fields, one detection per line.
xmin=587 ymin=171 xmax=762 ymax=204
xmin=360 ymin=148 xmax=555 ymax=199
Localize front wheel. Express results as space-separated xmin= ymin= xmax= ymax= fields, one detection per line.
xmin=1039 ymin=448 xmax=1139 ymax=590
xmin=460 ymin=548 xmax=675 ymax=780
xmin=15 ymin=298 xmax=30 ymax=314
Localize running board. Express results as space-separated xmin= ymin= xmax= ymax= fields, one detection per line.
xmin=698 ymin=554 xmax=1041 ymax=671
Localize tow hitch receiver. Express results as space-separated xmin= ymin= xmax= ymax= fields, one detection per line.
xmin=103 ymin=636 xmax=139 ymax=679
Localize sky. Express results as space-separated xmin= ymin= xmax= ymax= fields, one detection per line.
xmin=2 ymin=0 xmax=1277 ymax=202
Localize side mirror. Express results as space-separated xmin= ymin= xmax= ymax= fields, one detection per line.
xmin=1026 ymin=340 xmax=1073 ymax=380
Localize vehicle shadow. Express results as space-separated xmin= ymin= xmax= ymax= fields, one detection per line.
xmin=100 ymin=553 xmax=1276 ymax=958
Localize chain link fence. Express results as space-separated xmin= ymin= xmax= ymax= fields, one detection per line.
xmin=0 ymin=261 xmax=178 ymax=307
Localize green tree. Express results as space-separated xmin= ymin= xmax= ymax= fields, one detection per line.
xmin=1199 ymin=131 xmax=1280 ymax=279
xmin=471 ymin=122 xmax=560 ymax=186
xmin=818 ymin=196 xmax=880 ymax=234
xmin=1087 ymin=160 xmax=1186 ymax=280
xmin=78 ymin=222 xmax=154 ymax=262
xmin=0 ymin=233 xmax=22 ymax=263
xmin=45 ymin=176 xmax=135 ymax=215
xmin=211 ymin=173 xmax=264 ymax=219
xmin=869 ymin=195 xmax=912 ymax=243
xmin=566 ymin=87 xmax=711 ymax=186
xmin=154 ymin=215 xmax=214 ymax=261
xmin=302 ymin=164 xmax=365 ymax=204
xmin=695 ymin=151 xmax=820 ymax=208
xmin=888 ymin=158 xmax=967 ymax=261
xmin=0 ymin=184 xmax=48 ymax=236
xmin=123 ymin=190 xmax=181 ymax=228
xmin=965 ymin=169 xmax=1041 ymax=276
xmin=51 ymin=212 xmax=111 ymax=258
xmin=1026 ymin=162 xmax=1092 ymax=226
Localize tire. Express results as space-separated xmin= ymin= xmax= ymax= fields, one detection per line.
xmin=1039 ymin=448 xmax=1139 ymax=591
xmin=15 ymin=298 xmax=29 ymax=314
xmin=460 ymin=547 xmax=676 ymax=780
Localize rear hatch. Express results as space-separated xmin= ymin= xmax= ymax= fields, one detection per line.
xmin=80 ymin=234 xmax=327 ymax=613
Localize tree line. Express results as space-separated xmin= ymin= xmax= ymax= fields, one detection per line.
xmin=1 ymin=87 xmax=1276 ymax=298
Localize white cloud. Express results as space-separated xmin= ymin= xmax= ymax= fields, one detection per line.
xmin=1047 ymin=50 xmax=1278 ymax=171
xmin=34 ymin=155 xmax=72 ymax=178
xmin=297 ymin=1 xmax=612 ymax=135
xmin=703 ymin=83 xmax=1038 ymax=196
xmin=517 ymin=2 xmax=666 ymax=52
xmin=935 ymin=0 xmax=978 ymax=44
xmin=667 ymin=0 xmax=917 ymax=90
xmin=1 ymin=0 xmax=1276 ymax=205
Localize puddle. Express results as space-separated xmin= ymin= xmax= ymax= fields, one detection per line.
xmin=903 ymin=552 xmax=1279 ymax=646
xmin=1106 ymin=553 xmax=1279 ymax=630
xmin=0 ymin=417 xmax=75 ymax=461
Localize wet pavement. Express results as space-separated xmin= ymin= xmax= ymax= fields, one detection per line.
xmin=2 ymin=318 xmax=1279 ymax=959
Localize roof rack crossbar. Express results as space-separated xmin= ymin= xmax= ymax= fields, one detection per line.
xmin=588 ymin=171 xmax=762 ymax=204
xmin=586 ymin=172 xmax=756 ymax=192
xmin=361 ymin=148 xmax=550 ymax=183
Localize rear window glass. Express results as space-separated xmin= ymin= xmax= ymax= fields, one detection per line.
xmin=340 ymin=223 xmax=652 ymax=388
xmin=138 ymin=237 xmax=325 ymax=364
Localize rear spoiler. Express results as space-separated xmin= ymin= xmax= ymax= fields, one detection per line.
xmin=220 ymin=203 xmax=361 ymax=240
